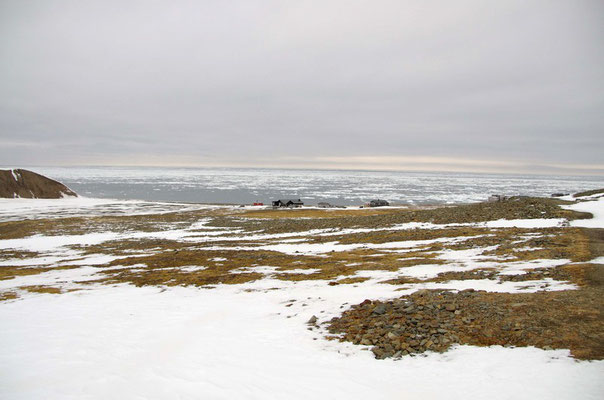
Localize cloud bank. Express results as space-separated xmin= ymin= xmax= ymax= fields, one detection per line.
xmin=1 ymin=0 xmax=603 ymax=174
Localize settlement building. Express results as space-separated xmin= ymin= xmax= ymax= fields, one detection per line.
xmin=272 ymin=199 xmax=304 ymax=208
xmin=368 ymin=199 xmax=390 ymax=207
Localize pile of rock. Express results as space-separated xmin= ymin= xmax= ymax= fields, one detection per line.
xmin=328 ymin=289 xmax=468 ymax=359
xmin=327 ymin=286 xmax=604 ymax=360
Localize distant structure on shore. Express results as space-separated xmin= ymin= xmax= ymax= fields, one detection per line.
xmin=488 ymin=194 xmax=511 ymax=202
xmin=272 ymin=199 xmax=304 ymax=208
xmin=0 ymin=169 xmax=77 ymax=199
xmin=368 ymin=199 xmax=390 ymax=207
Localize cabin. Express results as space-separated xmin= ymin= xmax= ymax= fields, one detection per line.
xmin=488 ymin=194 xmax=510 ymax=202
xmin=272 ymin=199 xmax=304 ymax=208
xmin=368 ymin=199 xmax=389 ymax=207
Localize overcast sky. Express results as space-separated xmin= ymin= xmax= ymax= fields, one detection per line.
xmin=1 ymin=0 xmax=603 ymax=174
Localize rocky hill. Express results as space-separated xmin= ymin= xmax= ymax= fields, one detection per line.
xmin=0 ymin=169 xmax=77 ymax=199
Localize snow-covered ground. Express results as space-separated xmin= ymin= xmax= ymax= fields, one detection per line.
xmin=0 ymin=197 xmax=223 ymax=221
xmin=2 ymin=283 xmax=602 ymax=400
xmin=1 ymin=197 xmax=603 ymax=399
xmin=564 ymin=196 xmax=604 ymax=228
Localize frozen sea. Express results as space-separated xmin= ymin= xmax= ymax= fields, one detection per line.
xmin=5 ymin=166 xmax=604 ymax=205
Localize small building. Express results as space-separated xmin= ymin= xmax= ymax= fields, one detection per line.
xmin=272 ymin=199 xmax=304 ymax=208
xmin=317 ymin=202 xmax=332 ymax=208
xmin=488 ymin=194 xmax=510 ymax=202
xmin=368 ymin=199 xmax=389 ymax=207
xmin=253 ymin=202 xmax=264 ymax=206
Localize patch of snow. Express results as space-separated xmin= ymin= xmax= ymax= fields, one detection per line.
xmin=0 ymin=232 xmax=121 ymax=252
xmin=253 ymin=236 xmax=478 ymax=256
xmin=278 ymin=238 xmax=308 ymax=243
xmin=438 ymin=246 xmax=499 ymax=262
xmin=0 ymin=197 xmax=228 ymax=222
xmin=512 ymin=246 xmax=544 ymax=252
xmin=564 ymin=197 xmax=604 ymax=228
xmin=283 ymin=268 xmax=321 ymax=275
xmin=178 ymin=265 xmax=208 ymax=273
xmin=403 ymin=278 xmax=577 ymax=293
xmin=232 ymin=266 xmax=321 ymax=276
xmin=59 ymin=191 xmax=77 ymax=198
xmin=482 ymin=218 xmax=567 ymax=228
xmin=188 ymin=218 xmax=225 ymax=230
xmin=231 ymin=266 xmax=277 ymax=275
xmin=0 ymin=255 xmax=74 ymax=267
xmin=498 ymin=259 xmax=570 ymax=276
xmin=0 ymin=265 xmax=105 ymax=291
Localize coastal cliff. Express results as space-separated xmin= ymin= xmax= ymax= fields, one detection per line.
xmin=0 ymin=169 xmax=77 ymax=198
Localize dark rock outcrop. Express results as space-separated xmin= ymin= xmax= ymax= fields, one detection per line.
xmin=0 ymin=169 xmax=77 ymax=199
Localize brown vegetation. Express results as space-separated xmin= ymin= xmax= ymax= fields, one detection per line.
xmin=573 ymin=188 xmax=604 ymax=198
xmin=326 ymin=227 xmax=604 ymax=360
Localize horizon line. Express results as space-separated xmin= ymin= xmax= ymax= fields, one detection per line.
xmin=3 ymin=163 xmax=604 ymax=178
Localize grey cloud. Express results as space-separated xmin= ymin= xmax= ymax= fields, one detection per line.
xmin=1 ymin=0 xmax=603 ymax=172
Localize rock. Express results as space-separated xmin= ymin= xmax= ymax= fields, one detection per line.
xmin=372 ymin=304 xmax=387 ymax=315
xmin=445 ymin=304 xmax=457 ymax=312
xmin=307 ymin=315 xmax=318 ymax=324
xmin=386 ymin=332 xmax=397 ymax=340
xmin=371 ymin=347 xmax=384 ymax=358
